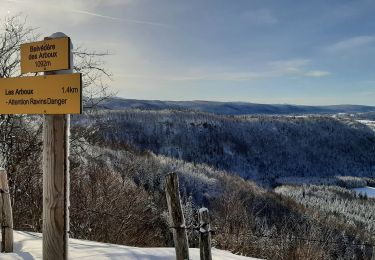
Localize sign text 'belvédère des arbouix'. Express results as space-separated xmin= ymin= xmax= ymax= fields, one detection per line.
xmin=21 ymin=37 xmax=71 ymax=74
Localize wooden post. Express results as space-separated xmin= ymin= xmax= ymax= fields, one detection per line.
xmin=0 ymin=168 xmax=13 ymax=253
xmin=43 ymin=32 xmax=73 ymax=260
xmin=199 ymin=208 xmax=212 ymax=260
xmin=165 ymin=172 xmax=190 ymax=260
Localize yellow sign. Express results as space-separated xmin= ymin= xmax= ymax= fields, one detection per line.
xmin=21 ymin=37 xmax=71 ymax=74
xmin=0 ymin=74 xmax=82 ymax=114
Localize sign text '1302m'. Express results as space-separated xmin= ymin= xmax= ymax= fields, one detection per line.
xmin=20 ymin=37 xmax=71 ymax=74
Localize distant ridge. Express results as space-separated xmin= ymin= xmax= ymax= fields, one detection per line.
xmin=98 ymin=97 xmax=375 ymax=115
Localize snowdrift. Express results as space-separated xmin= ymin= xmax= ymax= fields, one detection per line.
xmin=1 ymin=231 xmax=260 ymax=259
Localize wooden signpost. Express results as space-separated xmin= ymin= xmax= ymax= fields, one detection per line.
xmin=0 ymin=32 xmax=80 ymax=259
xmin=42 ymin=33 xmax=74 ymax=260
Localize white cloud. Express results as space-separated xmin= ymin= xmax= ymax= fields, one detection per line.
xmin=99 ymin=0 xmax=134 ymax=6
xmin=304 ymin=70 xmax=331 ymax=77
xmin=325 ymin=36 xmax=375 ymax=53
xmin=2 ymin=0 xmax=168 ymax=27
xmin=268 ymin=59 xmax=310 ymax=74
xmin=70 ymin=9 xmax=171 ymax=28
xmin=241 ymin=9 xmax=278 ymax=25
xmin=361 ymin=80 xmax=375 ymax=85
xmin=356 ymin=90 xmax=375 ymax=97
xmin=172 ymin=59 xmax=330 ymax=82
xmin=120 ymin=58 xmax=325 ymax=82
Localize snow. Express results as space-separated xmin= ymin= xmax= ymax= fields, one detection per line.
xmin=199 ymin=207 xmax=208 ymax=213
xmin=2 ymin=231 xmax=261 ymax=260
xmin=357 ymin=120 xmax=375 ymax=131
xmin=353 ymin=186 xmax=375 ymax=198
xmin=357 ymin=120 xmax=375 ymax=125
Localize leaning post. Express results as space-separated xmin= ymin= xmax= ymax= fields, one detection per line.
xmin=42 ymin=32 xmax=73 ymax=260
xmin=165 ymin=172 xmax=190 ymax=260
xmin=0 ymin=168 xmax=13 ymax=253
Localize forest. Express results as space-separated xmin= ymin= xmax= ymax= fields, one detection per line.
xmin=76 ymin=109 xmax=375 ymax=186
xmin=1 ymin=109 xmax=375 ymax=259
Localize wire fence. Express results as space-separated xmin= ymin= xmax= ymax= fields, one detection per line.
xmin=72 ymin=208 xmax=375 ymax=249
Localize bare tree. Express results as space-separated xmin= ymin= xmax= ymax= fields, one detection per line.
xmin=0 ymin=14 xmax=113 ymax=106
xmin=73 ymin=47 xmax=114 ymax=109
xmin=0 ymin=15 xmax=38 ymax=78
xmin=0 ymin=14 xmax=114 ymax=231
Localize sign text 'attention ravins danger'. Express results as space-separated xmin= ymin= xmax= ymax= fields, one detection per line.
xmin=0 ymin=74 xmax=82 ymax=114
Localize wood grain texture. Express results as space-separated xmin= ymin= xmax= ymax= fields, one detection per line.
xmin=0 ymin=168 xmax=13 ymax=253
xmin=42 ymin=33 xmax=73 ymax=260
xmin=165 ymin=172 xmax=190 ymax=260
xmin=199 ymin=208 xmax=212 ymax=260
xmin=43 ymin=115 xmax=70 ymax=260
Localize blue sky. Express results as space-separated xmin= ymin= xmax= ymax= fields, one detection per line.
xmin=2 ymin=0 xmax=375 ymax=105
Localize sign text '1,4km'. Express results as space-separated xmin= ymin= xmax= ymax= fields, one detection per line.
xmin=0 ymin=73 xmax=82 ymax=114
xmin=21 ymin=37 xmax=71 ymax=74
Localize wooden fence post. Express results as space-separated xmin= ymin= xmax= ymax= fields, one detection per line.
xmin=165 ymin=172 xmax=190 ymax=260
xmin=199 ymin=208 xmax=212 ymax=260
xmin=0 ymin=168 xmax=13 ymax=253
xmin=43 ymin=32 xmax=73 ymax=260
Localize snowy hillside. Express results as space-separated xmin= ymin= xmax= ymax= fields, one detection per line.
xmin=357 ymin=120 xmax=375 ymax=131
xmin=2 ymin=231 xmax=260 ymax=260
xmin=97 ymin=97 xmax=375 ymax=115
xmin=78 ymin=110 xmax=375 ymax=183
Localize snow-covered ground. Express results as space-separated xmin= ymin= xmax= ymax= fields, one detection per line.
xmin=352 ymin=186 xmax=375 ymax=198
xmin=357 ymin=120 xmax=375 ymax=131
xmin=2 ymin=231 xmax=260 ymax=260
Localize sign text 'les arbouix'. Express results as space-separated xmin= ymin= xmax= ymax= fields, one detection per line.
xmin=0 ymin=73 xmax=82 ymax=114
xmin=21 ymin=37 xmax=71 ymax=74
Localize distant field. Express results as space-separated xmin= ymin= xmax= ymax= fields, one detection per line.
xmin=357 ymin=120 xmax=375 ymax=131
xmin=353 ymin=186 xmax=375 ymax=198
xmin=98 ymin=97 xmax=375 ymax=115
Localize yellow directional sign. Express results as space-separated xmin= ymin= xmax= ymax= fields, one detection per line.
xmin=21 ymin=37 xmax=71 ymax=74
xmin=0 ymin=73 xmax=82 ymax=114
